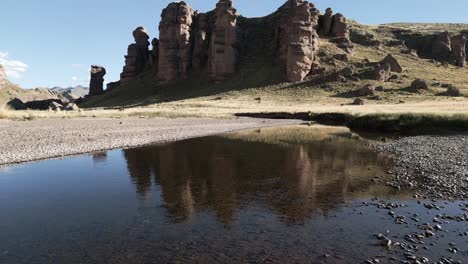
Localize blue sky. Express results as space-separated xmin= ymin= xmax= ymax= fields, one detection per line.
xmin=1 ymin=0 xmax=468 ymax=88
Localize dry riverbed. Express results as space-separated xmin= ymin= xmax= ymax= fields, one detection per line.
xmin=0 ymin=117 xmax=299 ymax=166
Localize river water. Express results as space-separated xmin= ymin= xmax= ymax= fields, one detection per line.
xmin=0 ymin=125 xmax=466 ymax=264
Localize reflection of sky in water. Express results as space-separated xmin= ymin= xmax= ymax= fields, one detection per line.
xmin=0 ymin=126 xmax=465 ymax=263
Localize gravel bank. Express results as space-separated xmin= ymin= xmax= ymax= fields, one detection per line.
xmin=375 ymin=135 xmax=468 ymax=199
xmin=0 ymin=117 xmax=299 ymax=166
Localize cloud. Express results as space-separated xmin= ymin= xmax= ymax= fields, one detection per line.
xmin=71 ymin=76 xmax=78 ymax=81
xmin=0 ymin=51 xmax=28 ymax=79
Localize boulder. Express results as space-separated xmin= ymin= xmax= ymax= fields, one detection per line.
xmin=449 ymin=34 xmax=466 ymax=67
xmin=331 ymin=13 xmax=348 ymax=38
xmin=209 ymin=0 xmax=239 ymax=81
xmin=333 ymin=53 xmax=349 ymax=62
xmin=431 ymin=32 xmax=451 ymax=62
xmin=0 ymin=64 xmax=7 ymax=89
xmin=6 ymin=98 xmax=26 ymax=110
xmin=89 ymin=65 xmax=106 ymax=96
xmin=340 ymin=66 xmax=356 ymax=77
xmin=318 ymin=8 xmax=333 ymax=36
xmin=372 ymin=63 xmax=392 ymax=82
xmin=356 ymin=84 xmax=375 ymax=97
xmin=381 ymin=54 xmax=403 ymax=73
xmin=158 ymin=2 xmax=195 ymax=82
xmin=446 ymin=86 xmax=462 ymax=97
xmin=411 ymin=79 xmax=429 ymax=90
xmin=352 ymin=98 xmax=365 ymax=105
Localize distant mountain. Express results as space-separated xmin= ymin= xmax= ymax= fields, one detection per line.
xmin=49 ymin=86 xmax=89 ymax=100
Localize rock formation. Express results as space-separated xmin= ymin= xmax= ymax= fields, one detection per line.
xmin=113 ymin=0 xmax=358 ymax=87
xmin=331 ymin=13 xmax=348 ymax=38
xmin=276 ymin=0 xmax=320 ymax=82
xmin=318 ymin=8 xmax=333 ymax=36
xmin=158 ymin=2 xmax=194 ymax=82
xmin=431 ymin=32 xmax=452 ymax=62
xmin=381 ymin=54 xmax=403 ymax=73
xmin=372 ymin=64 xmax=392 ymax=82
xmin=0 ymin=64 xmax=7 ymax=89
xmin=208 ymin=0 xmax=239 ymax=81
xmin=120 ymin=27 xmax=151 ymax=82
xmin=449 ymin=34 xmax=466 ymax=67
xmin=89 ymin=65 xmax=106 ymax=96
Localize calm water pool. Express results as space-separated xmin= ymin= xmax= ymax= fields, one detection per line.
xmin=0 ymin=126 xmax=466 ymax=264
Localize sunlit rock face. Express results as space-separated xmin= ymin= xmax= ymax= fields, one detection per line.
xmin=275 ymin=0 xmax=320 ymax=82
xmin=157 ymin=2 xmax=194 ymax=82
xmin=116 ymin=0 xmax=356 ymax=85
xmin=0 ymin=64 xmax=7 ymax=89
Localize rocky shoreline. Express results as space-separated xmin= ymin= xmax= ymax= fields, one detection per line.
xmin=374 ymin=135 xmax=468 ymax=200
xmin=0 ymin=117 xmax=300 ymax=166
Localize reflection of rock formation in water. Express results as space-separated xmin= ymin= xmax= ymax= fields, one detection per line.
xmin=92 ymin=152 xmax=108 ymax=163
xmin=123 ymin=133 xmax=385 ymax=223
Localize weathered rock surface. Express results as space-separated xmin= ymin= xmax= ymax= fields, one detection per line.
xmin=120 ymin=27 xmax=151 ymax=82
xmin=158 ymin=2 xmax=194 ymax=82
xmin=0 ymin=64 xmax=7 ymax=89
xmin=449 ymin=34 xmax=466 ymax=67
xmin=431 ymin=32 xmax=452 ymax=62
xmin=208 ymin=0 xmax=239 ymax=81
xmin=279 ymin=0 xmax=320 ymax=82
xmin=331 ymin=13 xmax=348 ymax=38
xmin=89 ymin=65 xmax=106 ymax=96
xmin=446 ymin=86 xmax=462 ymax=97
xmin=381 ymin=54 xmax=403 ymax=73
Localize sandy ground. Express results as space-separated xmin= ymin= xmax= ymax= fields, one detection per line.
xmin=0 ymin=117 xmax=300 ymax=166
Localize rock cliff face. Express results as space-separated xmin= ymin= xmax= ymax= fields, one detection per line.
xmin=278 ymin=0 xmax=320 ymax=82
xmin=116 ymin=0 xmax=351 ymax=85
xmin=449 ymin=34 xmax=467 ymax=67
xmin=208 ymin=0 xmax=239 ymax=81
xmin=0 ymin=64 xmax=7 ymax=89
xmin=158 ymin=2 xmax=194 ymax=82
xmin=89 ymin=65 xmax=106 ymax=96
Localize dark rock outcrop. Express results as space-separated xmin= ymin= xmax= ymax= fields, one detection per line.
xmin=381 ymin=54 xmax=403 ymax=73
xmin=89 ymin=65 xmax=106 ymax=96
xmin=6 ymin=98 xmax=26 ymax=110
xmin=318 ymin=8 xmax=333 ymax=36
xmin=449 ymin=34 xmax=466 ymax=67
xmin=431 ymin=32 xmax=452 ymax=62
xmin=0 ymin=64 xmax=7 ymax=89
xmin=23 ymin=99 xmax=65 ymax=111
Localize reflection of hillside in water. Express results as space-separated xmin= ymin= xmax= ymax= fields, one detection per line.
xmin=123 ymin=126 xmax=387 ymax=223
